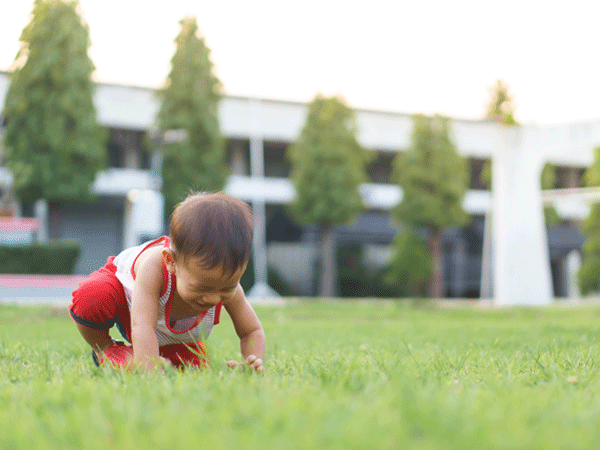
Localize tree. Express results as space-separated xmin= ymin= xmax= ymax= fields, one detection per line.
xmin=2 ymin=0 xmax=105 ymax=236
xmin=481 ymin=80 xmax=560 ymax=226
xmin=485 ymin=79 xmax=517 ymax=125
xmin=155 ymin=16 xmax=227 ymax=214
xmin=578 ymin=146 xmax=600 ymax=295
xmin=382 ymin=229 xmax=432 ymax=297
xmin=286 ymin=95 xmax=372 ymax=297
xmin=391 ymin=114 xmax=470 ymax=298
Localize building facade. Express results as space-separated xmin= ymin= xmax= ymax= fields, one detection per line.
xmin=0 ymin=70 xmax=595 ymax=297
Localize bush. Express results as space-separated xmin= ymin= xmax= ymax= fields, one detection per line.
xmin=337 ymin=245 xmax=409 ymax=299
xmin=381 ymin=230 xmax=432 ymax=297
xmin=577 ymin=254 xmax=600 ymax=296
xmin=0 ymin=241 xmax=81 ymax=275
xmin=578 ymin=148 xmax=600 ymax=295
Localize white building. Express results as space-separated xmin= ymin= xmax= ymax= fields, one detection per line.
xmin=0 ymin=70 xmax=598 ymax=299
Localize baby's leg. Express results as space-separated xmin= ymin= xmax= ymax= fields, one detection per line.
xmin=74 ymin=322 xmax=115 ymax=360
xmin=69 ymin=257 xmax=132 ymax=366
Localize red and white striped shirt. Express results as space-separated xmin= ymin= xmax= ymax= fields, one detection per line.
xmin=112 ymin=236 xmax=221 ymax=346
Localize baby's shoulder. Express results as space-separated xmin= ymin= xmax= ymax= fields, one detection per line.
xmin=133 ymin=245 xmax=165 ymax=280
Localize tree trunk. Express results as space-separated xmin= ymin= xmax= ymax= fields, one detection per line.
xmin=319 ymin=225 xmax=336 ymax=298
xmin=428 ymin=228 xmax=444 ymax=298
xmin=49 ymin=201 xmax=62 ymax=240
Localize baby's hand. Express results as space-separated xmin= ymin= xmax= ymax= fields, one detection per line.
xmin=226 ymin=354 xmax=264 ymax=373
xmin=245 ymin=354 xmax=264 ymax=372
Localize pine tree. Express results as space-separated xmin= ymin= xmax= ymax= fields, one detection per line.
xmin=391 ymin=114 xmax=470 ymax=298
xmin=2 ymin=0 xmax=105 ymax=234
xmin=155 ymin=16 xmax=227 ymax=214
xmin=286 ymin=95 xmax=372 ymax=297
xmin=578 ymin=146 xmax=600 ymax=295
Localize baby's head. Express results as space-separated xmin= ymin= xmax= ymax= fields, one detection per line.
xmin=168 ymin=192 xmax=253 ymax=278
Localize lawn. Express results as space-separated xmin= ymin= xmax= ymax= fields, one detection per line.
xmin=1 ymin=299 xmax=600 ymax=449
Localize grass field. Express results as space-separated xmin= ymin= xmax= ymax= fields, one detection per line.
xmin=1 ymin=299 xmax=600 ymax=449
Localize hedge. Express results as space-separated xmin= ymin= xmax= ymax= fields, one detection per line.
xmin=0 ymin=241 xmax=81 ymax=275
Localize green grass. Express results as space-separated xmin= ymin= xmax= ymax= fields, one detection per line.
xmin=1 ymin=300 xmax=600 ymax=449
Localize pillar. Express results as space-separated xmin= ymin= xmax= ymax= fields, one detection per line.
xmin=492 ymin=126 xmax=553 ymax=306
xmin=246 ymin=100 xmax=279 ymax=299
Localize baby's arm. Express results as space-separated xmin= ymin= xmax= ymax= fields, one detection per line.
xmin=130 ymin=250 xmax=164 ymax=371
xmin=224 ymin=285 xmax=266 ymax=372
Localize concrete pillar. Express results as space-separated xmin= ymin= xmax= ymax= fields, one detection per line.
xmin=150 ymin=150 xmax=163 ymax=190
xmin=123 ymin=195 xmax=136 ymax=249
xmin=480 ymin=211 xmax=493 ymax=299
xmin=246 ymin=100 xmax=279 ymax=299
xmin=492 ymin=126 xmax=553 ymax=306
xmin=34 ymin=199 xmax=48 ymax=243
xmin=565 ymin=250 xmax=581 ymax=299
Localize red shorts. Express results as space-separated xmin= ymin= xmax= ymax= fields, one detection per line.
xmin=69 ymin=257 xmax=207 ymax=368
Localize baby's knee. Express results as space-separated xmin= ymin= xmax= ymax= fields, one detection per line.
xmin=70 ymin=274 xmax=125 ymax=330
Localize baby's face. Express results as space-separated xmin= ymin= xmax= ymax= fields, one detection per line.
xmin=174 ymin=256 xmax=246 ymax=309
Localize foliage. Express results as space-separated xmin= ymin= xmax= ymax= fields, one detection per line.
xmin=286 ymin=95 xmax=372 ymax=227
xmin=382 ymin=229 xmax=432 ymax=297
xmin=578 ymin=146 xmax=600 ymax=294
xmin=286 ymin=95 xmax=372 ymax=296
xmin=155 ymin=16 xmax=228 ymax=214
xmin=390 ymin=114 xmax=469 ymax=297
xmin=3 ymin=302 xmax=600 ymax=449
xmin=392 ymin=115 xmax=469 ymax=230
xmin=336 ymin=245 xmax=408 ymax=298
xmin=485 ymin=79 xmax=517 ymax=125
xmin=2 ymin=0 xmax=105 ymax=204
xmin=0 ymin=240 xmax=80 ymax=274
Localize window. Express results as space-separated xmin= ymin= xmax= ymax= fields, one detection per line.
xmin=226 ymin=139 xmax=250 ymax=176
xmin=555 ymin=166 xmax=585 ymax=189
xmin=106 ymin=128 xmax=150 ymax=170
xmin=264 ymin=141 xmax=290 ymax=178
xmin=469 ymin=158 xmax=489 ymax=190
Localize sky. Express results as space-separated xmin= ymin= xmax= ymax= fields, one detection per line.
xmin=1 ymin=0 xmax=599 ymax=126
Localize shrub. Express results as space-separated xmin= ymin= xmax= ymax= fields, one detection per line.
xmin=337 ymin=245 xmax=409 ymax=299
xmin=381 ymin=230 xmax=432 ymax=297
xmin=0 ymin=241 xmax=81 ymax=274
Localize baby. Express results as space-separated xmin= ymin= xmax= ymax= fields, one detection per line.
xmin=69 ymin=192 xmax=264 ymax=372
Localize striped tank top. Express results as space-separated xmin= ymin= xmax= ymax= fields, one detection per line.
xmin=112 ymin=236 xmax=222 ymax=346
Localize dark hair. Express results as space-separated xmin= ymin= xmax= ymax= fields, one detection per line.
xmin=170 ymin=192 xmax=253 ymax=277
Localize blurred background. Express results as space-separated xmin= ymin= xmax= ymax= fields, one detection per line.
xmin=1 ymin=0 xmax=599 ymax=302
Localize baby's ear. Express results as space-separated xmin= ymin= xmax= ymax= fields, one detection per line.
xmin=162 ymin=248 xmax=176 ymax=273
